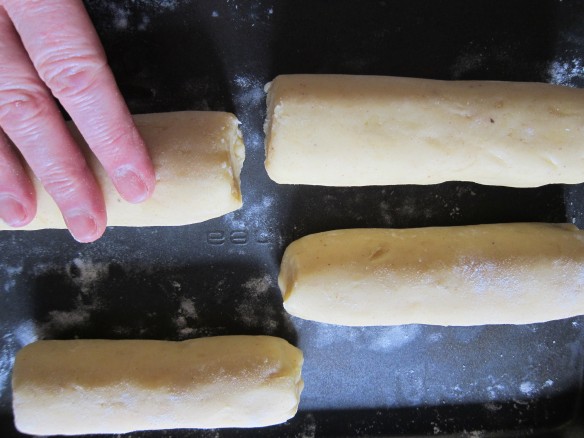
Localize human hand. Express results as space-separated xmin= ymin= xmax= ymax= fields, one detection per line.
xmin=0 ymin=0 xmax=155 ymax=242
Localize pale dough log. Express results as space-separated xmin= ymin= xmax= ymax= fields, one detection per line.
xmin=12 ymin=336 xmax=304 ymax=435
xmin=1 ymin=111 xmax=245 ymax=230
xmin=264 ymin=74 xmax=584 ymax=187
xmin=279 ymin=223 xmax=584 ymax=326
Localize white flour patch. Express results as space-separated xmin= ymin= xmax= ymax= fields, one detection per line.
xmin=296 ymin=413 xmax=316 ymax=438
xmin=0 ymin=334 xmax=15 ymax=399
xmin=2 ymin=265 xmax=23 ymax=294
xmin=32 ymin=259 xmax=107 ymax=337
xmin=465 ymin=431 xmax=485 ymax=438
xmin=179 ymin=298 xmax=197 ymax=319
xmin=368 ymin=325 xmax=422 ymax=352
xmin=45 ymin=309 xmax=91 ymax=331
xmin=14 ymin=320 xmax=37 ymax=347
xmin=174 ymin=298 xmax=198 ymax=339
xmin=242 ymin=274 xmax=272 ymax=296
xmin=519 ymin=381 xmax=535 ymax=395
xmin=451 ymin=53 xmax=485 ymax=79
xmin=68 ymin=258 xmax=110 ymax=294
xmin=548 ymin=59 xmax=584 ymax=86
xmin=231 ymin=75 xmax=265 ymax=149
xmin=379 ymin=201 xmax=392 ymax=225
xmin=298 ymin=320 xmax=421 ymax=352
xmin=97 ymin=1 xmax=182 ymax=31
xmin=486 ymin=383 xmax=506 ymax=400
xmin=235 ymin=302 xmax=258 ymax=327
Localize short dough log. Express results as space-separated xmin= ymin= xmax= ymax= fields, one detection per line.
xmin=1 ymin=111 xmax=245 ymax=230
xmin=279 ymin=223 xmax=584 ymax=326
xmin=12 ymin=336 xmax=303 ymax=435
xmin=264 ymin=75 xmax=584 ymax=187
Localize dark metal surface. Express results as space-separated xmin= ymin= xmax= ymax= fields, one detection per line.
xmin=1 ymin=0 xmax=584 ymax=436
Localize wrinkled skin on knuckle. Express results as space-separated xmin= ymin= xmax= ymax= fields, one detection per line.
xmin=37 ymin=50 xmax=108 ymax=100
xmin=38 ymin=157 xmax=89 ymax=202
xmin=0 ymin=86 xmax=51 ymax=133
xmin=94 ymin=121 xmax=137 ymax=162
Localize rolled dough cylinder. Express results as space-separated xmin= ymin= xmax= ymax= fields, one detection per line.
xmin=0 ymin=111 xmax=245 ymax=230
xmin=279 ymin=223 xmax=584 ymax=326
xmin=12 ymin=336 xmax=304 ymax=435
xmin=264 ymin=74 xmax=584 ymax=187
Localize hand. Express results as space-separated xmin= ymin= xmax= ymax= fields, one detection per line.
xmin=0 ymin=0 xmax=155 ymax=242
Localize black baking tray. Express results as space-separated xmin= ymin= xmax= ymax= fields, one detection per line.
xmin=1 ymin=1 xmax=584 ymax=436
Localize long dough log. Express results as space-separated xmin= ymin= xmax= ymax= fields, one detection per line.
xmin=279 ymin=223 xmax=584 ymax=326
xmin=12 ymin=336 xmax=304 ymax=435
xmin=264 ymin=75 xmax=584 ymax=187
xmin=1 ymin=111 xmax=245 ymax=230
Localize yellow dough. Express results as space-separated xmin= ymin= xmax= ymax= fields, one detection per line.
xmin=1 ymin=111 xmax=245 ymax=230
xmin=12 ymin=336 xmax=304 ymax=435
xmin=264 ymin=74 xmax=584 ymax=187
xmin=279 ymin=223 xmax=584 ymax=326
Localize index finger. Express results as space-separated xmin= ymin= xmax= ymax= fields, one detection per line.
xmin=3 ymin=0 xmax=156 ymax=204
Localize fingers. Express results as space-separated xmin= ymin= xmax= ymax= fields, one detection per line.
xmin=0 ymin=128 xmax=35 ymax=227
xmin=0 ymin=7 xmax=106 ymax=242
xmin=4 ymin=0 xmax=156 ymax=204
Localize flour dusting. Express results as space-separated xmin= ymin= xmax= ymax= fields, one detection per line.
xmin=14 ymin=320 xmax=38 ymax=347
xmin=548 ymin=58 xmax=584 ymax=86
xmin=174 ymin=297 xmax=198 ymax=339
xmin=519 ymin=381 xmax=535 ymax=395
xmin=231 ymin=74 xmax=265 ymax=149
xmin=242 ymin=274 xmax=272 ymax=296
xmin=97 ymin=0 xmax=182 ymax=31
xmin=2 ymin=264 xmax=23 ymax=294
xmin=179 ymin=298 xmax=197 ymax=319
xmin=368 ymin=326 xmax=422 ymax=352
xmin=0 ymin=334 xmax=15 ymax=399
xmin=68 ymin=258 xmax=110 ymax=295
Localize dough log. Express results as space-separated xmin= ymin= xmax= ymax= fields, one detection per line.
xmin=12 ymin=336 xmax=303 ymax=435
xmin=279 ymin=223 xmax=584 ymax=326
xmin=264 ymin=74 xmax=584 ymax=187
xmin=1 ymin=111 xmax=245 ymax=230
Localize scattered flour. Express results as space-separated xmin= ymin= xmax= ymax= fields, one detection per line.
xmin=297 ymin=413 xmax=316 ymax=438
xmin=97 ymin=0 xmax=182 ymax=31
xmin=14 ymin=320 xmax=38 ymax=347
xmin=379 ymin=201 xmax=392 ymax=225
xmin=242 ymin=274 xmax=271 ymax=296
xmin=368 ymin=326 xmax=423 ymax=352
xmin=68 ymin=258 xmax=110 ymax=295
xmin=548 ymin=58 xmax=584 ymax=86
xmin=179 ymin=297 xmax=197 ymax=319
xmin=519 ymin=381 xmax=535 ymax=395
xmin=2 ymin=264 xmax=23 ymax=294
xmin=0 ymin=334 xmax=16 ymax=399
xmin=174 ymin=297 xmax=198 ymax=339
xmin=451 ymin=52 xmax=485 ymax=79
xmin=231 ymin=74 xmax=265 ymax=149
xmin=36 ymin=259 xmax=107 ymax=337
xmin=464 ymin=431 xmax=486 ymax=438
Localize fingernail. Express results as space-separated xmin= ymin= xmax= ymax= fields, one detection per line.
xmin=0 ymin=196 xmax=27 ymax=227
xmin=64 ymin=211 xmax=98 ymax=243
xmin=114 ymin=167 xmax=150 ymax=203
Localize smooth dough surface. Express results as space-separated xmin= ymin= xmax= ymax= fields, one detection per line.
xmin=279 ymin=223 xmax=584 ymax=326
xmin=264 ymin=74 xmax=584 ymax=187
xmin=12 ymin=336 xmax=303 ymax=435
xmin=1 ymin=111 xmax=245 ymax=230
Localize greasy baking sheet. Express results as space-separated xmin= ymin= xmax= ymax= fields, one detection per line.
xmin=2 ymin=0 xmax=584 ymax=436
